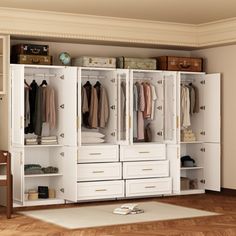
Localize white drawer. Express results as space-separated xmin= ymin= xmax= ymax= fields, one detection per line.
xmin=120 ymin=144 xmax=166 ymax=161
xmin=78 ymin=145 xmax=118 ymax=163
xmin=77 ymin=180 xmax=124 ymax=200
xmin=126 ymin=178 xmax=172 ymax=197
xmin=77 ymin=163 xmax=122 ymax=181
xmin=123 ymin=160 xmax=169 ymax=179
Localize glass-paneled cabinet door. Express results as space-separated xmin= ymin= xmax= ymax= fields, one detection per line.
xmin=164 ymin=71 xmax=177 ymax=143
xmin=117 ymin=69 xmax=129 ymax=145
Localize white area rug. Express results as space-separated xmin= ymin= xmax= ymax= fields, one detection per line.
xmin=20 ymin=201 xmax=218 ymax=229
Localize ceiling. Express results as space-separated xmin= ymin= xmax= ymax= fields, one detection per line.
xmin=0 ymin=0 xmax=236 ymax=24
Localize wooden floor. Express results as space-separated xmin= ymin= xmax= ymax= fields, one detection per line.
xmin=1 ymin=192 xmax=236 ymax=236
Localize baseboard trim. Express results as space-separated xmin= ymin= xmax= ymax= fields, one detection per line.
xmin=206 ymin=188 xmax=236 ymax=196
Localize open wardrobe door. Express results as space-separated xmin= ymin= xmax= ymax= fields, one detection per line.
xmin=11 ymin=65 xmax=24 ymax=147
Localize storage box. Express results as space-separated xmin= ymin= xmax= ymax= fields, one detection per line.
xmin=156 ymin=56 xmax=203 ymax=72
xmin=181 ymin=177 xmax=190 ymax=190
xmin=72 ymin=56 xmax=116 ymax=68
xmin=11 ymin=44 xmax=49 ymax=56
xmin=117 ymin=57 xmax=156 ymax=70
xmin=16 ymin=55 xmax=53 ymax=65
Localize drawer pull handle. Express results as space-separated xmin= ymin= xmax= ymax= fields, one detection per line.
xmin=89 ymin=153 xmax=102 ymax=155
xmin=92 ymin=170 xmax=104 ymax=174
xmin=95 ymin=189 xmax=107 ymax=192
xmin=145 ymin=186 xmax=156 ymax=189
xmin=139 ymin=151 xmax=150 ymax=154
xmin=142 ymin=168 xmax=153 ymax=171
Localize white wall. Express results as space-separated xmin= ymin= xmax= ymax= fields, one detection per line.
xmin=192 ymin=45 xmax=236 ymax=190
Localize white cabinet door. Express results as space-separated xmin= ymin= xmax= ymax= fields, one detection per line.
xmin=12 ymin=148 xmax=24 ymax=204
xmin=56 ymin=147 xmax=77 ymax=202
xmin=164 ymin=72 xmax=177 ymax=143
xmin=117 ymin=69 xmax=129 ymax=145
xmin=203 ymin=143 xmax=221 ymax=191
xmin=167 ymin=144 xmax=180 ymax=194
xmin=204 ymin=74 xmax=221 ymax=143
xmin=11 ymin=65 xmax=24 ymax=147
xmin=50 ymin=67 xmax=77 ymax=146
xmin=62 ymin=67 xmax=77 ymax=146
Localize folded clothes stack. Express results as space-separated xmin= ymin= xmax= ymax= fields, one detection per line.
xmin=25 ymin=138 xmax=38 ymax=145
xmin=181 ymin=129 xmax=196 ymax=142
xmin=40 ymin=136 xmax=58 ymax=145
xmin=24 ymin=164 xmax=59 ymax=175
xmin=24 ymin=164 xmax=44 ymax=175
xmin=81 ymin=131 xmax=105 ymax=144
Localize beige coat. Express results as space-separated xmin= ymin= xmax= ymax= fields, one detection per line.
xmin=98 ymin=86 xmax=109 ymax=128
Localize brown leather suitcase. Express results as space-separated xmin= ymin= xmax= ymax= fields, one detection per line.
xmin=156 ymin=56 xmax=203 ymax=72
xmin=17 ymin=55 xmax=53 ymax=65
xmin=11 ymin=44 xmax=49 ymax=56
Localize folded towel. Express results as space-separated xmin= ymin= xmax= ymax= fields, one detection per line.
xmin=82 ymin=137 xmax=105 ymax=144
xmin=81 ymin=131 xmax=105 ymax=138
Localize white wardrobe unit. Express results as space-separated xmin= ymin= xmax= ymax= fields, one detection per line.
xmin=120 ymin=70 xmax=177 ymax=198
xmin=11 ymin=65 xmax=78 ymax=206
xmin=169 ymin=72 xmax=221 ymax=195
xmin=77 ymin=68 xmax=129 ymax=201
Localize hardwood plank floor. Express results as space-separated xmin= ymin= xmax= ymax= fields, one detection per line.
xmin=0 ymin=193 xmax=236 ymax=236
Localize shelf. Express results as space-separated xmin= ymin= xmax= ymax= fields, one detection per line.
xmin=181 ymin=167 xmax=204 ymax=170
xmin=24 ymin=173 xmax=63 ymax=178
xmin=24 ymin=144 xmax=63 ymax=148
xmin=0 ymin=163 xmax=6 ymax=166
xmin=24 ymin=198 xmax=64 ymax=206
xmin=180 ymin=141 xmax=204 ymax=144
xmin=181 ymin=189 xmax=205 ymax=195
xmin=0 ymin=175 xmax=6 ymax=180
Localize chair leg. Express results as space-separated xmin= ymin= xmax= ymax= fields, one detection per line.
xmin=6 ymin=175 xmax=12 ymax=219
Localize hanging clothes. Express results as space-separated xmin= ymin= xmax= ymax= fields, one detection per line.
xmin=191 ymin=84 xmax=199 ymax=113
xmin=137 ymin=82 xmax=145 ymax=140
xmin=45 ymin=87 xmax=56 ymax=129
xmin=143 ymin=82 xmax=152 ymax=119
xmin=82 ymin=81 xmax=92 ymax=127
xmin=98 ymin=86 xmax=109 ymax=128
xmin=27 ymin=80 xmax=38 ymax=134
xmin=24 ymin=88 xmax=30 ymax=128
xmin=120 ymin=81 xmax=126 ymax=138
xmin=150 ymin=84 xmax=157 ymax=120
xmin=144 ymin=123 xmax=152 ymax=142
xmin=89 ymin=87 xmax=98 ymax=128
xmin=133 ymin=83 xmax=138 ymax=139
xmin=34 ymin=86 xmax=43 ymax=136
xmin=181 ymin=85 xmax=191 ymax=128
xmin=81 ymin=87 xmax=89 ymax=116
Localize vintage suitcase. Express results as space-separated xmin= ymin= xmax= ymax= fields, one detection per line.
xmin=17 ymin=55 xmax=53 ymax=65
xmin=156 ymin=56 xmax=203 ymax=72
xmin=72 ymin=56 xmax=116 ymax=68
xmin=117 ymin=57 xmax=156 ymax=70
xmin=11 ymin=44 xmax=49 ymax=56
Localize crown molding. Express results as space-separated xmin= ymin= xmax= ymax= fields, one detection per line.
xmin=0 ymin=7 xmax=236 ymax=48
xmin=197 ymin=17 xmax=236 ymax=47
xmin=0 ymin=7 xmax=197 ymax=47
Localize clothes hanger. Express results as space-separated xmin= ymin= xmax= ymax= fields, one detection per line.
xmin=84 ymin=81 xmax=91 ymax=86
xmin=24 ymin=80 xmax=32 ymax=90
xmin=94 ymin=81 xmax=101 ymax=87
xmin=40 ymin=80 xmax=48 ymax=87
